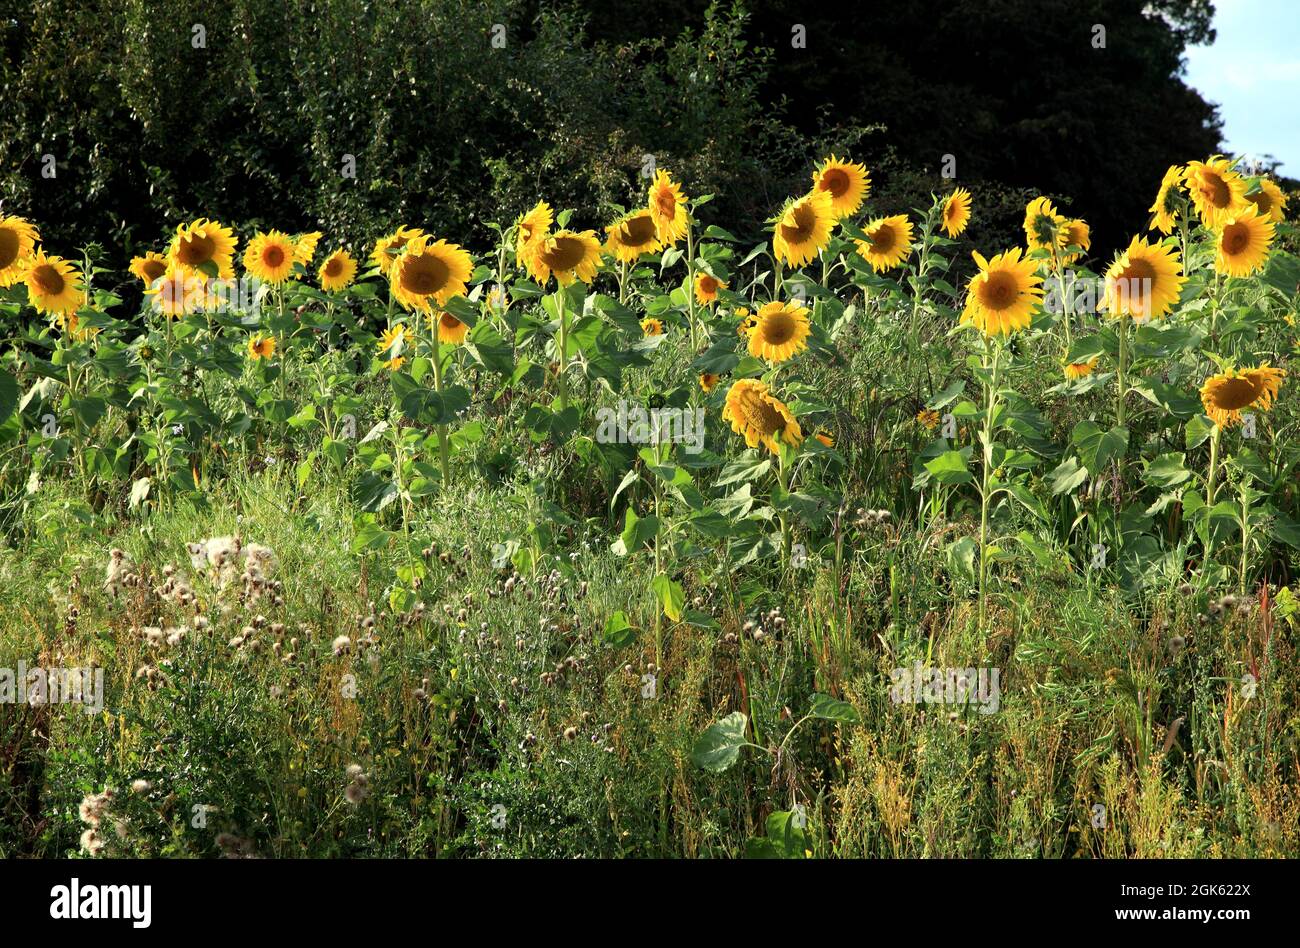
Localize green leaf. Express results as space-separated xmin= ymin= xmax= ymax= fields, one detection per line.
xmin=1142 ymin=453 xmax=1191 ymax=489
xmin=808 ymin=693 xmax=861 ymax=724
xmin=0 ymin=369 xmax=19 ymax=424
xmin=603 ymin=610 xmax=637 ymax=647
xmin=1071 ymin=421 xmax=1128 ymax=472
xmin=690 ymin=712 xmax=748 ymax=772
xmin=651 ymin=573 xmax=684 ymax=622
xmin=924 ymin=450 xmax=973 ymax=486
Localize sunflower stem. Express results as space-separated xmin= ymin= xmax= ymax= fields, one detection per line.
xmin=977 ymin=339 xmax=1000 ymax=634
xmin=1116 ymin=314 xmax=1128 ymax=430
xmin=685 ymin=216 xmax=698 ymax=350
xmin=1202 ymin=424 xmax=1222 ymax=577
xmin=556 ymin=287 xmax=568 ymax=412
xmin=431 ymin=324 xmax=451 ymax=485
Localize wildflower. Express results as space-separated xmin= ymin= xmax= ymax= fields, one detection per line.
xmin=23 ymin=250 xmax=85 ymax=316
xmin=1185 ymin=156 xmax=1248 ymax=226
xmin=1245 ymin=177 xmax=1288 ymax=223
xmin=916 ymin=409 xmax=940 ymax=430
xmin=1148 ymin=165 xmax=1185 ymax=234
xmin=247 ymin=334 xmax=276 ymax=360
xmin=722 ymin=379 xmax=803 ymax=456
xmin=169 ymin=218 xmax=238 ymax=279
xmin=772 ymin=190 xmax=835 ymax=268
xmin=319 ymin=249 xmax=357 ymax=292
xmin=529 ymin=230 xmax=602 ymax=287
xmin=1200 ymin=365 xmax=1285 ymax=428
xmin=940 ymin=189 xmax=972 ymax=237
xmin=648 ymin=170 xmax=689 ymax=245
xmin=960 ymin=248 xmax=1043 ymax=336
xmin=1213 ymin=204 xmax=1274 ymax=277
xmin=812 ymin=154 xmax=870 ymax=219
xmin=641 ymin=317 xmax=664 ymax=336
xmin=1099 ymin=236 xmax=1185 ymax=321
xmin=604 ymin=208 xmax=662 ymax=263
xmin=128 ymin=251 xmax=168 ymax=286
xmin=855 ymin=214 xmax=914 ymax=272
xmin=1064 ymin=358 xmax=1098 ymax=380
xmin=747 ymin=300 xmax=811 ymax=363
xmin=694 ymin=271 xmax=726 ymax=305
xmin=0 ymin=215 xmax=40 ymax=287
xmin=244 ymin=231 xmax=298 ymax=285
xmin=1023 ymin=196 xmax=1066 ymax=250
xmin=391 ymin=236 xmax=473 ymax=310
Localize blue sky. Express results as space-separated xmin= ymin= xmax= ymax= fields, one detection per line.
xmin=1183 ymin=0 xmax=1300 ymax=177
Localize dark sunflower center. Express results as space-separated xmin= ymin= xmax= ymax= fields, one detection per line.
xmin=655 ymin=188 xmax=676 ymax=219
xmin=1221 ymin=222 xmax=1250 ymax=255
xmin=142 ymin=260 xmax=166 ymax=282
xmin=1248 ymin=191 xmax=1273 ymax=215
xmin=440 ymin=313 xmax=462 ymax=331
xmin=978 ymin=270 xmax=1018 ymax=311
xmin=759 ymin=310 xmax=796 ymax=345
xmin=178 ymin=234 xmax=215 ymax=265
xmin=1113 ymin=257 xmax=1156 ymax=309
xmin=869 ymin=224 xmax=897 ymax=254
xmin=31 ymin=263 xmax=66 ymax=296
xmin=621 ymin=215 xmax=658 ymax=247
xmin=541 ymin=236 xmax=587 ymax=271
xmin=780 ymin=203 xmax=816 ymax=243
xmin=262 ymin=245 xmax=286 ymax=268
xmin=698 ymin=275 xmax=719 ymax=293
xmin=1206 ymin=173 xmax=1231 ymax=208
xmin=0 ymin=229 xmax=19 ymax=268
xmin=1212 ymin=377 xmax=1260 ymax=411
xmin=738 ymin=393 xmax=784 ymax=436
xmin=402 ymin=253 xmax=450 ymax=294
xmin=819 ymin=168 xmax=850 ymax=198
xmin=325 ymin=258 xmax=344 ymax=277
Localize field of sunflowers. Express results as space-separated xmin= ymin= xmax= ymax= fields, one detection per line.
xmin=1 ymin=152 xmax=1299 ymax=859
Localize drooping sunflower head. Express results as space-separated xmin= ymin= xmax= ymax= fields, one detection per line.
xmin=812 ymin=154 xmax=870 ymax=219
xmin=772 ymin=190 xmax=835 ymax=268
xmin=699 ymin=372 xmax=721 ymax=393
xmin=1200 ymin=364 xmax=1286 ymax=428
xmin=1245 ymin=178 xmax=1288 ymax=223
xmin=0 ymin=215 xmax=40 ymax=287
xmin=1149 ymin=165 xmax=1186 ymax=235
xmin=319 ymin=249 xmax=358 ymax=293
xmin=145 ymin=262 xmax=201 ymax=319
xmin=854 ymin=214 xmax=914 ymax=272
xmin=721 ymin=378 xmax=803 ymax=457
xmin=435 ymin=310 xmax=470 ymax=345
xmin=1214 ymin=204 xmax=1275 ymax=278
xmin=243 ymin=231 xmax=298 ymax=285
xmin=294 ymin=231 xmax=323 ymax=265
xmin=371 ymin=226 xmax=426 ymax=276
xmin=516 ymin=201 xmax=554 ymax=270
xmin=1023 ymin=197 xmax=1066 ymax=251
xmin=640 ymin=317 xmax=664 ymax=337
xmin=169 ymin=218 xmax=237 ymax=279
xmin=247 ymin=334 xmax=277 ymax=360
xmin=391 ymin=236 xmax=474 ymax=310
xmin=23 ymin=249 xmax=85 ymax=317
xmin=1185 ymin=156 xmax=1248 ymax=227
xmin=1064 ymin=357 xmax=1098 ymax=380
xmin=940 ymin=188 xmax=972 ymax=238
xmin=1100 ymin=235 xmax=1186 ymax=321
xmin=604 ymin=208 xmax=662 ymax=264
xmin=648 ymin=170 xmax=688 ymax=245
xmin=748 ymin=300 xmax=811 ymax=364
xmin=694 ymin=271 xmax=726 ymax=305
xmin=532 ymin=229 xmax=602 ymax=287
xmin=960 ymin=248 xmax=1044 ymax=336
xmin=1060 ymin=219 xmax=1091 ymax=263
xmin=129 ymin=251 xmax=168 ymax=286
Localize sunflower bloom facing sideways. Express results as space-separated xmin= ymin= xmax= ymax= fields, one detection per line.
xmin=244 ymin=231 xmax=298 ymax=286
xmin=812 ymin=155 xmax=869 ymax=219
xmin=24 ymin=250 xmax=85 ymax=317
xmin=1060 ymin=219 xmax=1091 ymax=263
xmin=604 ymin=208 xmax=662 ymax=264
xmin=145 ymin=263 xmax=202 ymax=319
xmin=1023 ymin=197 xmax=1066 ymax=251
xmin=391 ymin=236 xmax=473 ymax=310
xmin=748 ymin=300 xmax=811 ymax=363
xmin=960 ymin=249 xmax=1044 ymax=336
xmin=0 ymin=215 xmax=40 ymax=287
xmin=940 ymin=189 xmax=972 ymax=238
xmin=640 ymin=317 xmax=664 ymax=336
xmin=294 ymin=231 xmax=323 ymax=265
xmin=376 ymin=324 xmax=414 ymax=371
xmin=129 ymin=251 xmax=168 ymax=286
xmin=434 ymin=310 xmax=470 ymax=345
xmin=699 ymin=372 xmax=721 ymax=393
xmin=516 ymin=202 xmax=554 ymax=271
xmin=1245 ymin=178 xmax=1288 ymax=223
xmin=648 ymin=170 xmax=688 ymax=245
xmin=319 ymin=249 xmax=357 ymax=292
xmin=855 ymin=215 xmax=914 ymax=272
xmin=169 ymin=218 xmax=237 ymax=279
xmin=1149 ymin=165 xmax=1185 ymax=235
xmin=1100 ymin=236 xmax=1186 ymax=322
xmin=772 ymin=190 xmax=835 ymax=268
xmin=734 ymin=307 xmax=756 ymax=337
xmin=1200 ymin=365 xmax=1286 ymax=428
xmin=247 ymin=334 xmax=276 ymax=360
xmin=1185 ymin=156 xmax=1248 ymax=227
xmin=722 ymin=378 xmax=803 ymax=457
xmin=694 ymin=271 xmax=727 ymax=305
xmin=372 ymin=226 xmax=425 ymax=277
xmin=530 ymin=230 xmax=601 ymax=287
xmin=1064 ymin=358 xmax=1098 ymax=380
xmin=1214 ymin=204 xmax=1275 ymax=277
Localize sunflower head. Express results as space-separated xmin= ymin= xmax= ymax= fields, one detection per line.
xmin=129 ymin=251 xmax=168 ymax=287
xmin=812 ymin=155 xmax=870 ymax=219
xmin=244 ymin=231 xmax=298 ymax=285
xmin=24 ymin=249 xmax=86 ymax=317
xmin=1245 ymin=178 xmax=1288 ymax=224
xmin=1149 ymin=165 xmax=1186 ymax=235
xmin=1185 ymin=156 xmax=1249 ymax=227
xmin=435 ymin=310 xmax=470 ymax=345
xmin=1060 ymin=219 xmax=1091 ymax=263
xmin=941 ymin=189 xmax=972 ymax=238
xmin=1214 ymin=204 xmax=1275 ymax=278
xmin=516 ymin=202 xmax=554 ymax=270
xmin=294 ymin=231 xmax=323 ymax=265
xmin=722 ymin=378 xmax=803 ymax=456
xmin=376 ymin=324 xmax=414 ymax=370
xmin=694 ymin=271 xmax=727 ymax=305
xmin=855 ymin=214 xmax=914 ymax=272
xmin=748 ymin=300 xmax=811 ymax=364
xmin=145 ymin=263 xmax=201 ymax=319
xmin=734 ymin=307 xmax=756 ymax=337
xmin=772 ymin=190 xmax=835 ymax=268
xmin=1023 ymin=197 xmax=1066 ymax=251
xmin=247 ymin=334 xmax=277 ymax=360
xmin=319 ymin=249 xmax=358 ymax=293
xmin=372 ymin=226 xmax=426 ymax=276
xmin=604 ymin=208 xmax=662 ymax=264
xmin=170 ymin=218 xmax=237 ymax=279
xmin=391 ymin=236 xmax=474 ymax=310
xmin=1100 ymin=235 xmax=1186 ymax=321
xmin=960 ymin=248 xmax=1044 ymax=336
xmin=531 ymin=230 xmax=601 ymax=287
xmin=699 ymin=372 xmax=721 ymax=393
xmin=1064 ymin=358 xmax=1098 ymax=380
xmin=0 ymin=215 xmax=41 ymax=287
xmin=916 ymin=409 xmax=939 ymax=431
xmin=1200 ymin=364 xmax=1286 ymax=428
xmin=641 ymin=317 xmax=664 ymax=337
xmin=814 ymin=430 xmax=834 ymax=448
xmin=648 ymin=170 xmax=688 ymax=245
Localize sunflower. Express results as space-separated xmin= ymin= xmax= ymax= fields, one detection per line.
xmin=1214 ymin=204 xmax=1275 ymax=277
xmin=1064 ymin=357 xmax=1098 ymax=380
xmin=516 ymin=202 xmax=554 ymax=271
xmin=1200 ymin=364 xmax=1286 ymax=428
xmin=145 ymin=263 xmax=201 ymax=319
xmin=23 ymin=250 xmax=85 ymax=317
xmin=772 ymin=190 xmax=835 ymax=268
xmin=530 ymin=230 xmax=601 ymax=287
xmin=648 ymin=170 xmax=688 ymax=245
xmin=1060 ymin=219 xmax=1091 ymax=263
xmin=641 ymin=318 xmax=664 ymax=336
xmin=734 ymin=307 xmax=756 ymax=338
xmin=486 ymin=284 xmax=510 ymax=313
xmin=169 ymin=218 xmax=237 ymax=279
xmin=748 ymin=300 xmax=811 ymax=363
xmin=434 ymin=310 xmax=470 ymax=345
xmin=376 ymin=324 xmax=414 ymax=371
xmin=129 ymin=251 xmax=168 ymax=286
xmin=1023 ymin=197 xmax=1066 ymax=250
xmin=371 ymin=226 xmax=425 ymax=276
xmin=855 ymin=214 xmax=914 ymax=272
xmin=916 ymin=409 xmax=939 ymax=430
xmin=319 ymin=249 xmax=357 ymax=292
xmin=694 ymin=271 xmax=727 ymax=305
xmin=1186 ymin=156 xmax=1248 ymax=227
xmin=604 ymin=208 xmax=662 ymax=264
xmin=814 ymin=430 xmax=834 ymax=448
xmin=1246 ymin=178 xmax=1288 ymax=223
xmin=0 ymin=215 xmax=40 ymax=287
xmin=247 ymin=335 xmax=277 ymax=360
xmin=940 ymin=189 xmax=972 ymax=238
xmin=812 ymin=155 xmax=870 ymax=219
xmin=960 ymin=248 xmax=1044 ymax=336
xmin=391 ymin=236 xmax=474 ymax=310
xmin=1149 ymin=165 xmax=1185 ymax=235
xmin=294 ymin=231 xmax=323 ymax=265
xmin=699 ymin=372 xmax=721 ymax=392
xmin=1100 ymin=236 xmax=1186 ymax=321
xmin=244 ymin=231 xmax=297 ymax=285
xmin=722 ymin=378 xmax=803 ymax=456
